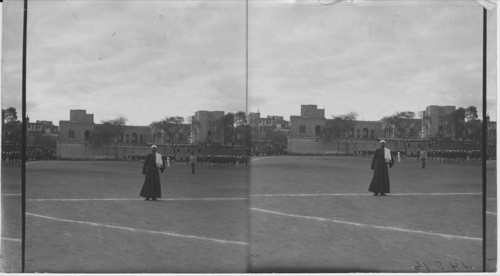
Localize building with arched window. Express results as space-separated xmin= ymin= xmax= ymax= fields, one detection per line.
xmin=289 ymin=105 xmax=325 ymax=138
xmin=58 ymin=110 xmax=152 ymax=159
xmin=299 ymin=125 xmax=306 ymax=133
xmin=352 ymin=121 xmax=384 ymax=140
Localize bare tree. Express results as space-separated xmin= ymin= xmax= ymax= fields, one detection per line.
xmin=92 ymin=117 xmax=127 ymax=160
xmin=150 ymin=116 xmax=192 ymax=159
xmin=382 ymin=111 xmax=422 ymax=152
xmin=323 ymin=112 xmax=358 ymax=154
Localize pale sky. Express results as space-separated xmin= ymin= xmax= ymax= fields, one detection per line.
xmin=249 ymin=0 xmax=497 ymax=121
xmin=1 ymin=0 xmax=497 ymax=126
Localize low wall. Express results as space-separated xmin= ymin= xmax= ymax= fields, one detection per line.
xmin=287 ymin=138 xmax=381 ymax=155
xmin=56 ymin=143 xmax=151 ymax=160
xmin=56 ymin=143 xmax=245 ymax=160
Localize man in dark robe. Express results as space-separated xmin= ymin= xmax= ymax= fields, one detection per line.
xmin=140 ymin=145 xmax=164 ymax=201
xmin=369 ymin=140 xmax=394 ymax=196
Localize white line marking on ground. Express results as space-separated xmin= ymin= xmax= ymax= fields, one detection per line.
xmin=26 ymin=212 xmax=247 ymax=246
xmin=251 ymin=207 xmax=482 ymax=242
xmin=487 ymin=211 xmax=497 ymax=215
xmin=28 ymin=197 xmax=246 ymax=202
xmin=251 ymin=192 xmax=481 ymax=197
xmin=2 ymin=194 xmax=21 ymax=196
xmin=2 ymin=237 xmax=21 ymax=242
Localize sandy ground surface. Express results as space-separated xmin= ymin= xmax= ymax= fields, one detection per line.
xmin=1 ymin=164 xmax=22 ymax=273
xmin=25 ymin=161 xmax=247 ymax=273
xmin=249 ymin=156 xmax=495 ymax=273
xmin=1 ymin=156 xmax=496 ymax=273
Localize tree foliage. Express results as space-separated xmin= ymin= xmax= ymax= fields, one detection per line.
xmin=234 ymin=112 xmax=250 ymax=147
xmin=382 ymin=111 xmax=422 ymax=151
xmin=2 ymin=107 xmax=22 ymax=145
xmin=263 ymin=129 xmax=287 ymax=145
xmin=92 ymin=117 xmax=127 ymax=146
xmin=32 ymin=134 xmax=57 ymax=151
xmin=92 ymin=117 xmax=127 ymax=159
xmin=211 ymin=111 xmax=250 ymax=147
xmin=323 ymin=112 xmax=358 ymax=142
xmin=151 ymin=116 xmax=195 ymax=157
xmin=215 ymin=113 xmax=235 ymax=145
xmin=447 ymin=106 xmax=482 ymax=142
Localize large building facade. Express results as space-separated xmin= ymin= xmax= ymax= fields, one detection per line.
xmin=422 ymin=105 xmax=455 ymax=139
xmin=27 ymin=118 xmax=59 ymax=142
xmin=487 ymin=116 xmax=496 ymax=146
xmin=59 ymin=110 xmax=95 ymax=143
xmin=192 ymin=110 xmax=224 ymax=144
xmin=287 ymin=105 xmax=393 ymax=154
xmin=57 ymin=110 xmax=152 ymax=159
xmin=289 ymin=105 xmax=325 ymax=138
xmin=350 ymin=121 xmax=383 ymax=139
xmin=249 ymin=112 xmax=289 ymax=143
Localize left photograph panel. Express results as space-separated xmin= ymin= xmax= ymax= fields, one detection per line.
xmin=23 ymin=0 xmax=248 ymax=273
xmin=2 ymin=1 xmax=22 ymax=273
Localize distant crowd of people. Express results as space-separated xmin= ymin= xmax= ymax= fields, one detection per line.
xmin=2 ymin=151 xmax=21 ymax=164
xmin=139 ymin=146 xmax=250 ymax=200
xmin=2 ymin=150 xmax=51 ymax=163
xmin=354 ymin=148 xmax=494 ymax=163
xmin=124 ymin=153 xmax=250 ymax=168
xmin=251 ymin=144 xmax=286 ymax=157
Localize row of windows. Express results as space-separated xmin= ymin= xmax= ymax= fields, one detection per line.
xmin=68 ymin=130 xmax=144 ymax=143
xmin=354 ymin=129 xmax=375 ymax=138
xmin=299 ymin=125 xmax=322 ymax=136
xmin=298 ymin=125 xmax=377 ymax=138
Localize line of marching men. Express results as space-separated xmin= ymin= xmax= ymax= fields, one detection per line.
xmin=424 ymin=149 xmax=491 ymax=163
xmin=174 ymin=154 xmax=250 ymax=168
xmin=124 ymin=153 xmax=250 ymax=168
xmin=353 ymin=148 xmax=492 ymax=163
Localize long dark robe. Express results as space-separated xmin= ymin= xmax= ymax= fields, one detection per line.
xmin=368 ymin=148 xmax=394 ymax=194
xmin=139 ymin=153 xmax=162 ymax=198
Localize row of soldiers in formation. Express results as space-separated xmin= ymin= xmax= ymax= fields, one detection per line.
xmin=251 ymin=144 xmax=286 ymax=157
xmin=353 ymin=148 xmax=493 ymax=163
xmin=124 ymin=153 xmax=250 ymax=168
xmin=2 ymin=150 xmax=50 ymax=163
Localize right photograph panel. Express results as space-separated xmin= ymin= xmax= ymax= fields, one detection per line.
xmin=248 ymin=0 xmax=496 ymax=273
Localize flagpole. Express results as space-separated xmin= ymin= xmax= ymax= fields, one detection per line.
xmin=21 ymin=0 xmax=28 ymax=273
xmin=481 ymin=6 xmax=487 ymax=273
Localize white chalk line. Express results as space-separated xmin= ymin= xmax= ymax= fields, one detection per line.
xmin=26 ymin=193 xmax=485 ymax=201
xmin=2 ymin=194 xmax=21 ymax=196
xmin=251 ymin=192 xmax=481 ymax=197
xmin=486 ymin=211 xmax=497 ymax=215
xmin=28 ymin=197 xmax=246 ymax=202
xmin=251 ymin=207 xmax=482 ymax=242
xmin=26 ymin=212 xmax=247 ymax=246
xmin=1 ymin=237 xmax=21 ymax=242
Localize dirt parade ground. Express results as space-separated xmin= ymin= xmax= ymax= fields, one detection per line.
xmin=249 ymin=156 xmax=495 ymax=273
xmin=24 ymin=161 xmax=247 ymax=273
xmin=0 ymin=155 xmax=496 ymax=273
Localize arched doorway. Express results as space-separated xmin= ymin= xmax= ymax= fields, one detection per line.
xmin=362 ymin=128 xmax=368 ymax=138
xmin=315 ymin=125 xmax=321 ymax=136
